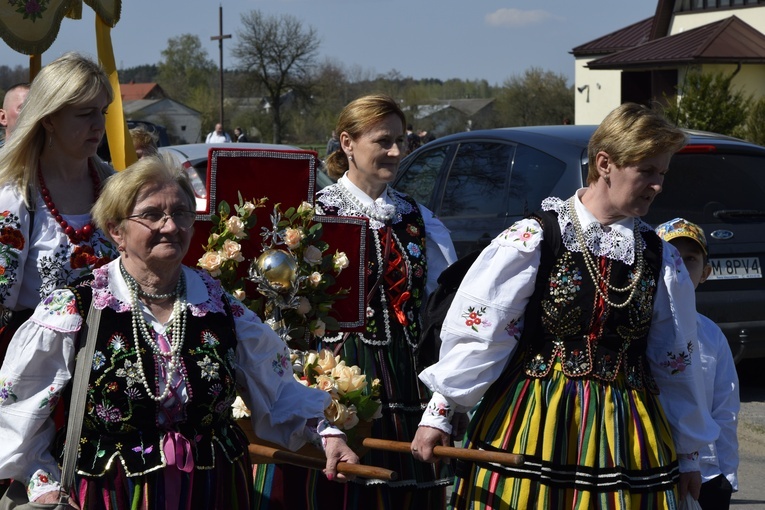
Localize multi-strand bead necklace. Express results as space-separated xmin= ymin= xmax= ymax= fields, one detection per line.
xmin=120 ymin=262 xmax=187 ymax=401
xmin=567 ymin=196 xmax=645 ymax=309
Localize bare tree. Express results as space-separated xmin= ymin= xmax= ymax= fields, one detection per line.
xmin=232 ymin=11 xmax=320 ymax=144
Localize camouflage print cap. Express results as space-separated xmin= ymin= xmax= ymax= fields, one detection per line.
xmin=655 ymin=217 xmax=708 ymax=255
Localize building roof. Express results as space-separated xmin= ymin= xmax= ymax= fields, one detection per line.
xmin=587 ymin=16 xmax=765 ymax=70
xmin=119 ymin=82 xmax=166 ymax=101
xmin=571 ymin=17 xmax=654 ymax=57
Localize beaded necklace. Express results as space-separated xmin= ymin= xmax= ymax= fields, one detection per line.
xmin=567 ymin=196 xmax=645 ymax=309
xmin=338 ymin=180 xmax=396 ymax=223
xmin=120 ymin=261 xmax=187 ymax=401
xmin=37 ymin=161 xmax=100 ymax=244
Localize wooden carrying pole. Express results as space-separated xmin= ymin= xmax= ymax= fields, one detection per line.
xmin=361 ymin=438 xmax=524 ymax=467
xmin=248 ymin=443 xmax=397 ymax=481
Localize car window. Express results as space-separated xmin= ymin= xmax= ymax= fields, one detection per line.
xmin=507 ymin=143 xmax=567 ymax=216
xmin=396 ymin=145 xmax=449 ymax=206
xmin=645 ymin=152 xmax=765 ymax=225
xmin=439 ymin=141 xmax=513 ymax=218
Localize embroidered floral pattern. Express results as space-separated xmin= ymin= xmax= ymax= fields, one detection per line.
xmin=92 ymin=351 xmax=107 ymax=371
xmin=115 ymin=359 xmax=141 ymax=387
xmin=201 ymin=330 xmax=220 ymax=347
xmin=271 ymin=352 xmax=289 ymax=377
xmin=38 ymin=386 xmax=61 ymax=410
xmin=406 ymin=242 xmax=421 ymax=258
xmin=0 ymin=378 xmax=18 ymax=403
xmin=9 ymin=0 xmax=52 ymax=22
xmin=548 ymin=255 xmax=582 ymax=304
xmin=197 ymin=355 xmax=220 ymax=381
xmin=660 ymin=341 xmax=694 ymax=374
xmin=504 ymin=317 xmax=521 ymax=339
xmin=95 ymin=403 xmax=123 ymax=422
xmin=406 ymin=224 xmax=420 ymax=236
xmin=0 ymin=217 xmax=24 ymax=297
xmin=41 ymin=290 xmax=78 ymax=315
xmin=109 ymin=334 xmax=127 ymax=352
xmin=462 ymin=306 xmax=487 ymax=332
xmin=501 ymin=221 xmax=541 ymax=247
xmin=424 ymin=399 xmax=454 ymax=420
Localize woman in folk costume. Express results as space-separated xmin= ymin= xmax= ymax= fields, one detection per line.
xmin=412 ymin=103 xmax=719 ymax=509
xmin=252 ymin=94 xmax=457 ymax=508
xmin=0 ymin=52 xmax=118 ymax=364
xmin=0 ymin=155 xmax=358 ymax=509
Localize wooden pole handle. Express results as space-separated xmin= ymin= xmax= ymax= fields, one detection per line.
xmin=248 ymin=443 xmax=398 ymax=481
xmin=360 ymin=438 xmax=524 ymax=467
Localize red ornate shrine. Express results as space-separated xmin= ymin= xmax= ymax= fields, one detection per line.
xmin=183 ymin=147 xmax=367 ymax=330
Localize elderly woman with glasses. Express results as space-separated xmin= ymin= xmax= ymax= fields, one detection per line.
xmin=0 ymin=154 xmax=358 ymax=509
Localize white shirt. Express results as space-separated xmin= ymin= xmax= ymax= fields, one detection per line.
xmin=697 ymin=313 xmax=740 ymax=489
xmin=205 ymin=131 xmax=231 ymax=143
xmin=0 ymin=183 xmax=118 ymax=311
xmin=418 ymin=190 xmax=719 ymax=470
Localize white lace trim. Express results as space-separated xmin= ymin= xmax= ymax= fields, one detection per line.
xmin=316 ymin=183 xmax=415 ymax=230
xmin=541 ymin=196 xmax=652 ymax=265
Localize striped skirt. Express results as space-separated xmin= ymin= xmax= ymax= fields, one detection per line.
xmin=71 ymin=450 xmax=253 ymax=510
xmin=451 ymin=358 xmax=679 ymax=510
xmin=252 ymin=332 xmax=452 ymax=509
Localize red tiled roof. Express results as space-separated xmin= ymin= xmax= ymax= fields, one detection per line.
xmin=571 ymin=18 xmax=654 ymax=57
xmin=588 ymin=16 xmax=765 ymax=70
xmin=119 ymin=82 xmax=166 ymax=101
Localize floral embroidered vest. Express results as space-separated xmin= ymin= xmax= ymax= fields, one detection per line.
xmin=519 ymin=211 xmax=663 ymax=393
xmin=316 ymin=189 xmax=428 ymax=350
xmin=57 ymin=283 xmax=245 ymax=477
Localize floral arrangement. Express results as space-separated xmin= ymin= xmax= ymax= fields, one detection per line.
xmin=248 ymin=200 xmax=350 ymax=350
xmin=198 ymin=195 xmax=382 ymax=437
xmin=295 ymin=348 xmax=382 ymax=430
xmin=197 ymin=193 xmax=267 ymax=314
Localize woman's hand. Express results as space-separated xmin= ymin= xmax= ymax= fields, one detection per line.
xmin=323 ymin=436 xmax=359 ymax=483
xmin=678 ymin=470 xmax=702 ymax=500
xmin=411 ymin=425 xmax=450 ymax=463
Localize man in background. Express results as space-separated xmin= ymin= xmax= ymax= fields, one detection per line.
xmin=0 ymin=83 xmax=30 ymax=147
xmin=205 ymin=123 xmax=231 ymax=143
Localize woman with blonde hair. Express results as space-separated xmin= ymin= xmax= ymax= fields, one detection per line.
xmin=0 ymin=52 xmax=118 ymax=363
xmin=412 ymin=103 xmax=719 ymax=508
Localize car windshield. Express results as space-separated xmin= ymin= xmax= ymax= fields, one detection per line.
xmin=644 ymin=152 xmax=765 ymax=225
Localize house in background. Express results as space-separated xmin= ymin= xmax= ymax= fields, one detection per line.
xmin=411 ymin=98 xmax=495 ymax=137
xmin=120 ymin=82 xmax=202 ymax=144
xmin=572 ymin=0 xmax=765 ymax=124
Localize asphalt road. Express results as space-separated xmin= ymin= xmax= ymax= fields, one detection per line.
xmin=731 ymin=359 xmax=765 ymax=508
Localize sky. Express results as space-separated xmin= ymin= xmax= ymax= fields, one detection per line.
xmin=1 ymin=1 xmax=657 ymax=87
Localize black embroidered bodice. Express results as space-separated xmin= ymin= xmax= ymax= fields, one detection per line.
xmin=316 ymin=186 xmax=428 ymax=349
xmin=57 ymin=284 xmax=245 ymax=477
xmin=520 ymin=212 xmax=663 ymax=392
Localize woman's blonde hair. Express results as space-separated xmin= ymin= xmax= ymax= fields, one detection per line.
xmin=92 ymin=153 xmax=196 ymax=242
xmin=324 ymin=93 xmax=406 ymax=180
xmin=0 ymin=52 xmax=114 ymax=206
xmin=586 ymin=102 xmax=687 ymax=184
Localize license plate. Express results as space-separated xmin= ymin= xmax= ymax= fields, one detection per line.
xmin=708 ymin=257 xmax=762 ymax=280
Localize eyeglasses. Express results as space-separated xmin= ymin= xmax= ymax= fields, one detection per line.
xmin=124 ymin=210 xmax=196 ymax=230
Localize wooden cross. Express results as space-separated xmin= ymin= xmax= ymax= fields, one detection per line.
xmin=210 ymin=5 xmax=232 ymax=127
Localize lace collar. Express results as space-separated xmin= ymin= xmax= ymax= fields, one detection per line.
xmin=91 ymin=259 xmax=227 ymax=316
xmin=541 ymin=190 xmax=651 ymax=265
xmin=316 ymin=173 xmax=415 ymax=229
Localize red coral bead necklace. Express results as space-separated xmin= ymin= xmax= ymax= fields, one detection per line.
xmin=38 ymin=161 xmax=100 ymax=244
